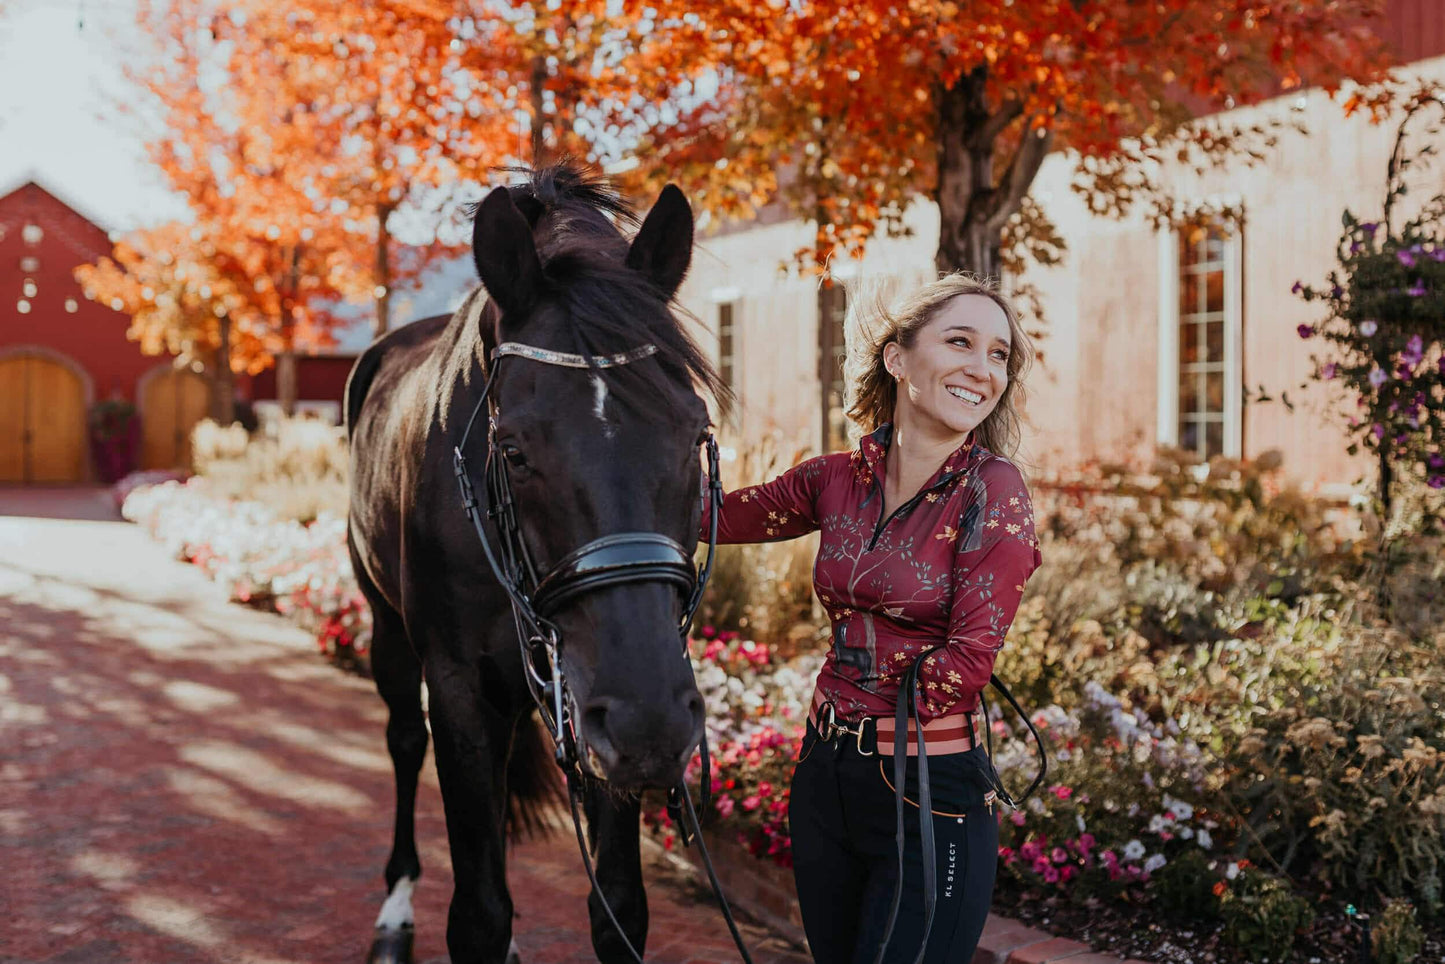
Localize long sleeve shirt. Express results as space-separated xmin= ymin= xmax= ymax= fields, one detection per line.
xmin=702 ymin=423 xmax=1043 ymax=724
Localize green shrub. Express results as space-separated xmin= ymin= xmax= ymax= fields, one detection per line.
xmin=1373 ymin=898 xmax=1427 ymax=964
xmin=1218 ymin=869 xmax=1315 ymax=962
xmin=1151 ymin=849 xmax=1222 ymax=921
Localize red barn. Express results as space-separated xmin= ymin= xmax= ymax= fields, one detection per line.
xmin=0 ymin=177 xmax=364 ymax=484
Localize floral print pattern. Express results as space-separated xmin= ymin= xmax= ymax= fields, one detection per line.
xmin=704 ymin=424 xmax=1043 ymax=723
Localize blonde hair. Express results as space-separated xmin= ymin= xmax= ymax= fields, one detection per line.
xmin=844 ymin=272 xmax=1037 ymax=463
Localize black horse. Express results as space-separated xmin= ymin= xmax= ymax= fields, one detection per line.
xmin=345 ymin=163 xmax=726 ymax=964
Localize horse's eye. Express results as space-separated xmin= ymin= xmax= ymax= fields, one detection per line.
xmin=501 ymin=444 xmax=527 ymax=468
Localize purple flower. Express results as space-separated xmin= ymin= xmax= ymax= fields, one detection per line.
xmin=1402 ymin=334 xmax=1425 ymax=365
xmin=1398 ymin=250 xmax=1417 ymax=268
xmin=1291 ymin=281 xmax=1304 ymax=295
xmin=1331 ymin=285 xmax=1344 ymax=299
xmin=1350 ymin=241 xmax=1364 ymax=255
xmin=1369 ymin=367 xmax=1388 ymax=389
xmin=1372 ymin=423 xmax=1387 ymax=440
xmin=1428 ymin=453 xmax=1444 ymax=470
xmin=1395 ymin=362 xmax=1415 ymax=381
xmin=1439 ymin=355 xmax=1445 ymax=376
xmin=1361 ymin=222 xmax=1379 ymax=237
xmin=1360 ymin=320 xmax=1378 ymax=337
xmin=1429 ymin=476 xmax=1444 ymax=490
xmin=1321 ymin=362 xmax=1338 ymax=380
xmin=1408 ymin=280 xmax=1428 ymax=297
xmin=1297 ymin=324 xmax=1315 ymax=339
xmin=1432 ymin=248 xmax=1445 ymax=262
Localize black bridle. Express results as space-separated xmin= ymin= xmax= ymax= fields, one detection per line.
xmin=452 ymin=340 xmax=752 ymax=964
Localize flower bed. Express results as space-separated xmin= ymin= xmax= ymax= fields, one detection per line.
xmin=120 ymin=453 xmax=1445 ymax=963
xmin=121 ymin=477 xmax=372 ymax=666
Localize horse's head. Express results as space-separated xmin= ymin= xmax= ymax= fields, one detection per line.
xmin=470 ymin=174 xmax=716 ymax=790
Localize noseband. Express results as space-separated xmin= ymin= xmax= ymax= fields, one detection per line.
xmin=452 ymin=340 xmax=722 ymax=776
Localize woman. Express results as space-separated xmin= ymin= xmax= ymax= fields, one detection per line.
xmin=703 ymin=273 xmax=1043 ymax=964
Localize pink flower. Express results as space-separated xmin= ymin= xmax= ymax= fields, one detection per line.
xmin=1051 ymin=847 xmax=1069 ymax=864
xmin=1398 ymin=249 xmax=1417 ymax=267
xmin=1010 ymin=811 xmax=1027 ymax=826
xmin=1402 ymin=334 xmax=1425 ymax=366
xmin=998 ymin=846 xmax=1015 ymax=861
xmin=1321 ymin=362 xmax=1338 ymax=379
xmin=1408 ymin=280 xmax=1427 ymax=297
xmin=1059 ymin=865 xmax=1076 ymax=883
xmin=715 ymin=795 xmax=735 ymax=818
xmin=1033 ymin=856 xmax=1052 ymax=875
xmin=742 ymin=795 xmax=761 ymax=812
xmin=1373 ymin=423 xmax=1387 ymax=440
xmin=1043 ymin=866 xmax=1060 ymax=884
xmin=1051 ymin=785 xmax=1073 ymax=801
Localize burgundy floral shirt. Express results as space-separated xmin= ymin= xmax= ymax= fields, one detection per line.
xmin=703 ymin=423 xmax=1043 ymax=724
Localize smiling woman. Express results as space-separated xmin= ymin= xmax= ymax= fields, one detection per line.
xmin=702 ymin=272 xmax=1045 ymax=964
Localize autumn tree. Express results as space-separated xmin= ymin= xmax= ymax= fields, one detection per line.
xmin=83 ymin=0 xmax=353 ymax=417
xmin=630 ymin=0 xmax=1399 ymax=279
xmin=75 ymin=223 xmax=273 ymax=425
xmin=229 ymin=1 xmax=524 ymax=337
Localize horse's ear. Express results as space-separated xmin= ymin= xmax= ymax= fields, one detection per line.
xmin=472 ymin=187 xmax=543 ymax=320
xmin=626 ymin=184 xmax=693 ymax=299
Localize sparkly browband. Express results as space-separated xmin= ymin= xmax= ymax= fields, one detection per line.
xmin=493 ymin=342 xmax=659 ymax=369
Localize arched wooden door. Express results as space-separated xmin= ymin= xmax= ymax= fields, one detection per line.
xmin=0 ymin=354 xmax=88 ymax=483
xmin=140 ymin=368 xmax=211 ymax=471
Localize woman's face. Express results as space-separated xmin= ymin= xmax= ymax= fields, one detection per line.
xmin=885 ymin=294 xmax=1012 ymax=441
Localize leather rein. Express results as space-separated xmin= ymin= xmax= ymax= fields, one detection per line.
xmin=452 ymin=340 xmax=753 ymax=964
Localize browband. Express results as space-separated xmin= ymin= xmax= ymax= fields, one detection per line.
xmin=493 ymin=342 xmax=659 ymax=369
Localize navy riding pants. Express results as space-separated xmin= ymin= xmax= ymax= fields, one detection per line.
xmin=788 ymin=721 xmax=999 ymax=964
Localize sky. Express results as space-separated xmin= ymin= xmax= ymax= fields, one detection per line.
xmin=0 ymin=0 xmax=187 ymax=231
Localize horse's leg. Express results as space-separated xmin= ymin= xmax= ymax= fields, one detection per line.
xmin=360 ymin=572 xmax=428 ymax=964
xmin=585 ymin=789 xmax=648 ymax=964
xmin=427 ymin=665 xmax=517 ymax=964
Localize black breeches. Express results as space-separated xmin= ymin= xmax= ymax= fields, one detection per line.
xmin=788 ymin=722 xmax=999 ymax=964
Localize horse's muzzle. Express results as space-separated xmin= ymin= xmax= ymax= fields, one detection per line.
xmin=578 ymin=688 xmax=705 ymax=788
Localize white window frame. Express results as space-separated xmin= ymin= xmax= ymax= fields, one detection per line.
xmin=708 ymin=286 xmax=741 ymax=424
xmin=1156 ymin=218 xmax=1244 ymax=459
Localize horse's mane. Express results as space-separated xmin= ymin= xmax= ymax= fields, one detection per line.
xmin=439 ymin=161 xmax=729 ymax=427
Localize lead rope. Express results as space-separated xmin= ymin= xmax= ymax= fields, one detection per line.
xmin=868 ymin=659 xmax=1050 ymax=964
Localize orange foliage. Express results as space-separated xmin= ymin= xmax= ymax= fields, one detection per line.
xmin=628 ymin=0 xmax=1400 ymax=273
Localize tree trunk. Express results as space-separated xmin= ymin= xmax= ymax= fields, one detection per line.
xmin=933 ymin=67 xmax=1053 ymax=278
xmin=213 ymin=314 xmax=235 ymax=425
xmin=372 ymin=203 xmax=394 ymax=339
xmin=531 ymin=55 xmax=549 ymax=168
xmin=276 ymin=350 xmax=298 ymax=418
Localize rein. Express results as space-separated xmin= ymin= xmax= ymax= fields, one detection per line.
xmin=452 ymin=340 xmax=752 ymax=964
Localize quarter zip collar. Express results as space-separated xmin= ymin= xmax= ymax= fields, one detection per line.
xmin=856 ymin=422 xmax=977 ymax=495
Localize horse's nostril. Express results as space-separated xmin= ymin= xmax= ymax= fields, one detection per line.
xmin=580 ymin=699 xmax=620 ymax=768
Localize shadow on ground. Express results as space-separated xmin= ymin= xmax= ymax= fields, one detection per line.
xmin=0 ymin=515 xmax=806 ymax=964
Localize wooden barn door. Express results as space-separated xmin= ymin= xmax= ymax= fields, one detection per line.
xmin=0 ymin=354 xmax=87 ymax=483
xmin=140 ymin=368 xmax=210 ymax=470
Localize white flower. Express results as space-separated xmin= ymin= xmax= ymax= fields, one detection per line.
xmin=1148 ymin=814 xmax=1171 ymax=834
xmin=1123 ymin=839 xmax=1146 ymax=861
xmin=1143 ymin=853 xmax=1167 ymax=874
xmin=1179 ymin=826 xmax=1194 ymax=840
xmin=1197 ymin=829 xmax=1213 ymax=849
xmin=1225 ymin=861 xmax=1240 ymax=880
xmin=1076 ymin=814 xmax=1087 ymax=833
xmin=1164 ymin=794 xmax=1195 ymax=821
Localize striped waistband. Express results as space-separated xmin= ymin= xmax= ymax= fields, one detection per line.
xmin=808 ymin=692 xmax=977 ymax=756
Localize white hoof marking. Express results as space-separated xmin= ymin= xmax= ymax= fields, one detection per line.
xmin=375 ymin=876 xmax=416 ymax=929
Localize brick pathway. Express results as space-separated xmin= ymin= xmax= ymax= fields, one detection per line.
xmin=0 ymin=490 xmax=807 ymax=964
